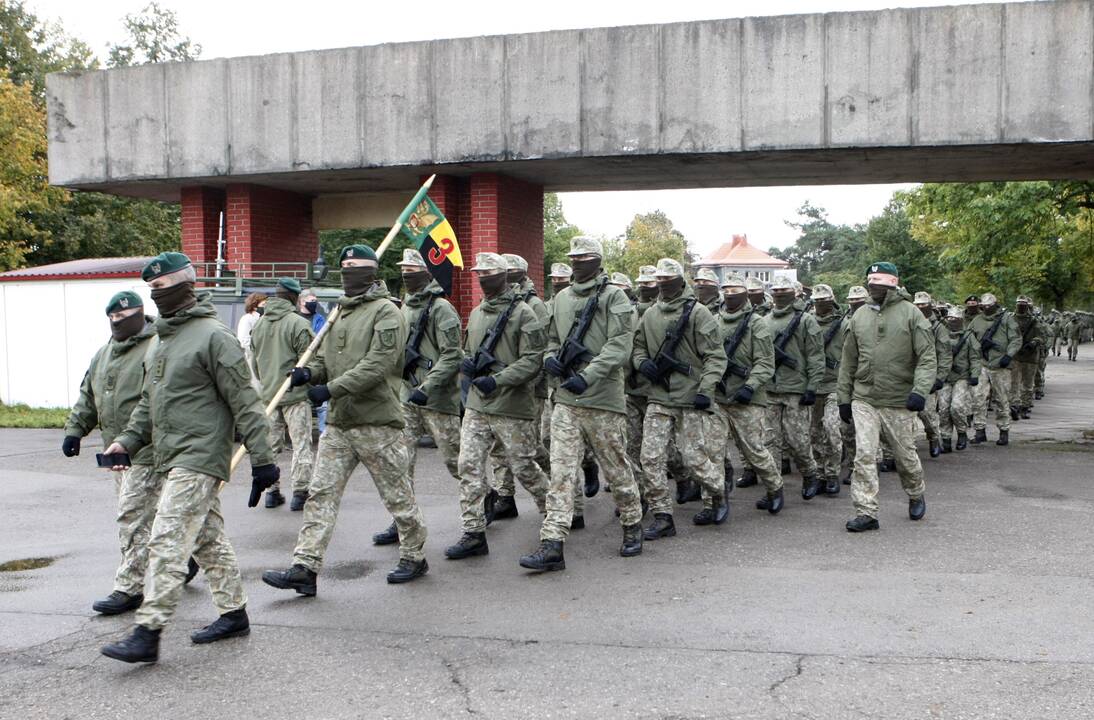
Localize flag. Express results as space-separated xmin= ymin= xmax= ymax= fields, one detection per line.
xmin=399 ymin=194 xmax=463 ymax=295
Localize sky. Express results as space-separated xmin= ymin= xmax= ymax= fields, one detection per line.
xmin=31 ymin=0 xmax=999 ymax=258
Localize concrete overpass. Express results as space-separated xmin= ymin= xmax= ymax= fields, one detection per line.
xmin=45 ymin=0 xmax=1094 ymax=309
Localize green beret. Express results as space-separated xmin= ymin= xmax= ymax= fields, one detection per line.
xmin=277 ymin=277 xmax=302 ymax=294
xmin=142 ymin=251 xmax=192 ymax=281
xmin=105 ymin=291 xmax=143 ymax=315
xmin=339 ymin=244 xmax=378 ymax=264
xmin=867 ymin=261 xmax=899 ymax=277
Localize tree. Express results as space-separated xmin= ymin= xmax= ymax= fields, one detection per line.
xmin=542 ymin=192 xmax=581 ymax=286
xmin=107 ymin=2 xmax=201 ymax=68
xmin=773 ymin=203 xmax=869 ymax=290
xmin=318 ymin=227 xmax=415 ymax=294
xmin=614 ymin=210 xmax=692 ymax=279
xmin=0 ymin=1 xmax=96 ymax=101
xmin=863 ymin=199 xmax=948 ymax=300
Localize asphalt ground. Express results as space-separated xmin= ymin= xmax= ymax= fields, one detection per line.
xmin=1 ymin=351 xmax=1092 ymax=719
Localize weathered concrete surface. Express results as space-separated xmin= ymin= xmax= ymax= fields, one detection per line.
xmin=1 ymin=353 xmax=1093 ymax=718
xmin=46 ymin=1 xmax=1094 ymax=200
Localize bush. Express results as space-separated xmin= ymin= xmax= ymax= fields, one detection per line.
xmin=0 ymin=403 xmax=70 ymax=428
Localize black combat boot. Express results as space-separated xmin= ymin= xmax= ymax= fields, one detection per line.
xmin=444 ymin=532 xmax=489 ymax=560
xmin=723 ymin=461 xmax=734 ymax=495
xmin=675 ymin=479 xmax=701 ymax=504
xmin=190 ymin=607 xmax=250 ymax=644
xmin=583 ymin=463 xmax=600 ymax=498
xmin=101 ymin=625 xmax=160 ymax=664
xmin=955 ymin=432 xmax=968 ymax=450
xmin=929 ymin=439 xmax=942 ymax=458
xmin=185 ymin=556 xmax=200 ymax=585
xmin=996 ymin=429 xmax=1009 ymax=446
xmin=755 ymin=489 xmax=784 ymax=515
xmin=824 ymin=476 xmax=840 ymax=495
xmin=692 ymin=506 xmax=716 ymax=525
xmin=973 ymin=428 xmax=988 ymax=444
xmin=492 ymin=495 xmax=519 ymax=520
xmin=693 ymin=497 xmax=729 ymax=524
xmin=290 ymin=491 xmax=308 ymax=511
xmin=840 ymin=465 xmax=852 ymax=485
xmin=780 ymin=457 xmax=791 ymax=476
xmin=620 ymin=523 xmax=643 ymax=557
xmin=519 ymin=540 xmax=565 ymax=572
xmin=846 ymin=515 xmax=880 ymax=533
xmin=387 ymin=558 xmax=429 ymax=584
xmin=264 ymin=489 xmax=285 ymax=508
xmin=484 ymin=487 xmax=498 ymax=524
xmin=642 ymin=513 xmax=676 ymax=540
xmin=1019 ymin=406 xmax=1031 ymax=419
xmin=372 ymin=521 xmax=399 ymax=546
xmin=261 ymin=564 xmax=317 ymax=596
xmin=909 ymin=495 xmax=927 ymax=521
xmin=880 ymin=458 xmax=897 ymax=473
xmin=1009 ymin=406 xmax=1019 ymax=422
xmin=941 ymin=437 xmax=952 ymax=454
xmin=736 ymin=468 xmax=758 ymax=488
xmin=801 ymin=474 xmax=821 ymax=500
xmin=92 ymin=590 xmax=143 ymax=615
xmin=570 ymin=515 xmax=585 ymax=530
xmin=1034 ymin=390 xmax=1044 ymax=400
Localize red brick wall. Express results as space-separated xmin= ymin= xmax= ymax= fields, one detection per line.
xmin=180 ymin=186 xmax=225 ymax=263
xmin=225 ymin=184 xmax=318 ymax=266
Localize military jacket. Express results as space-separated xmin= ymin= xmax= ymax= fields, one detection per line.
xmin=515 ymin=277 xmax=550 ymax=400
xmin=625 ymin=300 xmax=656 ymax=399
xmin=1012 ymin=312 xmax=1044 ymax=363
xmin=815 ymin=310 xmax=848 ymax=395
xmin=763 ymin=300 xmax=825 ymax=395
xmin=250 ymin=297 xmax=314 ymax=407
xmin=947 ymin=329 xmax=982 ymax=384
xmin=714 ymin=306 xmax=774 ymax=407
xmin=968 ymin=307 xmax=1021 ymax=369
xmin=400 ymin=279 xmax=462 ymax=416
xmin=929 ymin=319 xmax=954 ymax=384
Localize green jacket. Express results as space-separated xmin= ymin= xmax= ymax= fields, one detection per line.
xmin=632 ymin=285 xmax=726 ymax=408
xmin=968 ymin=307 xmax=1022 ymax=369
xmin=764 ymin=300 xmax=825 ymax=395
xmin=401 ymin=280 xmax=462 ymax=416
xmin=515 ymin=277 xmax=550 ymax=399
xmin=250 ymin=297 xmax=314 ymax=407
xmin=947 ymin=328 xmax=982 ymax=384
xmin=751 ymin=301 xmax=771 ymax=318
xmin=65 ymin=323 xmax=157 ymax=466
xmin=307 ymin=283 xmax=408 ymax=430
xmin=625 ymin=300 xmax=655 ymax=398
xmin=463 ymin=287 xmax=546 ymax=420
xmin=929 ymin=319 xmax=954 ymax=384
xmin=714 ymin=305 xmax=774 ymax=407
xmin=546 ymin=273 xmax=635 ymax=415
xmin=1067 ymin=318 xmax=1081 ymax=340
xmin=116 ymin=294 xmax=275 ymax=480
xmin=1012 ymin=312 xmax=1044 ymax=363
xmin=814 ymin=310 xmax=848 ymax=395
xmin=837 ymin=288 xmax=937 ymax=408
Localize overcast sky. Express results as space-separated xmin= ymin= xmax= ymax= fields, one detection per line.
xmin=32 ymin=0 xmax=999 ymax=257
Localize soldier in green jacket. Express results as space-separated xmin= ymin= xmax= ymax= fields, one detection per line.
xmin=809 ymin=284 xmax=847 ymax=496
xmin=693 ymin=268 xmax=721 ymax=313
xmin=839 ymin=286 xmax=869 ymax=484
xmin=250 ymin=277 xmax=315 ymax=511
xmin=746 ymin=276 xmax=771 ymax=317
xmin=264 ymin=244 xmax=429 ymax=594
xmin=633 ymin=259 xmax=728 ymax=540
xmin=520 ymin=236 xmax=643 ymax=571
xmin=913 ymin=292 xmax=952 ymax=458
xmin=1010 ymin=296 xmax=1043 ymax=419
xmin=624 ymin=265 xmax=659 ymax=506
xmin=444 ymin=253 xmax=548 ymax=560
xmin=838 ymin=262 xmax=936 ymax=532
xmin=1033 ymin=310 xmax=1049 ymax=400
xmin=938 ymin=306 xmax=981 ymax=452
xmin=1066 ymin=313 xmax=1081 ymax=360
xmin=100 ymin=252 xmax=280 ymax=663
xmin=541 ymin=263 xmax=573 ymax=452
xmin=967 ymin=292 xmax=1021 ymax=445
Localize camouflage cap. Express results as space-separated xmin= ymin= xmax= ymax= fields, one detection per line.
xmin=567 ymin=235 xmax=603 ymax=257
xmin=339 ymin=244 xmax=378 ymax=264
xmin=277 ymin=277 xmax=303 ymax=295
xmin=913 ymin=291 xmax=932 ymax=305
xmin=396 ymin=248 xmax=427 ymax=268
xmin=693 ymin=268 xmax=719 ymax=285
xmin=721 ymin=271 xmax=747 ymax=289
xmin=141 ymin=251 xmax=192 ymax=282
xmin=947 ymin=306 xmax=965 ymax=320
xmin=812 ymin=284 xmax=835 ymax=301
xmin=105 ymin=290 xmax=143 ymax=315
xmin=550 ymin=262 xmax=573 ymax=279
xmin=609 ymin=272 xmax=633 ymax=289
xmin=792 ymin=281 xmax=804 ymax=293
xmin=654 ymin=258 xmax=685 ymax=278
xmin=745 ymin=276 xmax=765 ymax=292
xmin=980 ymin=292 xmax=998 ymax=305
xmin=502 ymin=253 xmax=528 ymax=271
xmin=846 ymin=285 xmax=868 ymax=301
xmin=470 ymin=252 xmax=508 ymax=273
xmin=769 ymin=275 xmax=795 ymax=292
xmin=636 ymin=265 xmax=658 ymax=283
xmin=1016 ymin=294 xmax=1033 ymax=305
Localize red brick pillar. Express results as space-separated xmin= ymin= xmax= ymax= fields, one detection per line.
xmin=180 ymin=186 xmax=225 ymax=266
xmin=224 ymin=184 xmax=318 ymax=271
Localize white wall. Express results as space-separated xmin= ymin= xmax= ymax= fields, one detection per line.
xmin=0 ymin=279 xmax=153 ymax=408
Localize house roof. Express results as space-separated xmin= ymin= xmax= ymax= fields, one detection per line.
xmin=695 ymin=235 xmax=789 ymax=268
xmin=0 ymin=257 xmax=152 ymax=282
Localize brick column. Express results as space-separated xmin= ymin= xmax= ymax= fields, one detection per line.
xmin=224 ymin=184 xmax=318 ymax=269
xmin=180 ymin=186 xmax=225 ymax=264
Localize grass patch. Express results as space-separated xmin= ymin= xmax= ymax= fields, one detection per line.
xmin=0 ymin=403 xmax=70 ymax=428
xmin=0 ymin=557 xmax=56 ymax=572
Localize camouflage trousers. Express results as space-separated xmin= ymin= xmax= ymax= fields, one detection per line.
xmin=938 ymin=380 xmax=972 ymax=437
xmin=625 ymin=396 xmax=648 ymax=494
xmin=268 ymin=401 xmax=314 ymax=494
xmin=764 ymin=392 xmax=818 ymax=478
xmin=1053 ymin=335 xmax=1063 ymax=355
xmin=541 ymin=404 xmax=642 ymax=542
xmin=918 ymin=391 xmax=940 ymax=442
xmin=1035 ymin=350 xmax=1047 ymax=394
xmin=402 ymin=404 xmax=461 ymax=482
xmin=1011 ymin=360 xmax=1037 ymax=408
xmin=849 ymin=401 xmax=926 ymax=519
xmin=294 ymin=424 xmax=427 ymax=567
xmin=491 ymin=397 xmax=551 ymax=497
xmin=458 ymin=409 xmax=547 ymax=533
xmin=971 ymin=369 xmax=992 ymax=430
xmin=810 ymin=393 xmax=843 ymax=480
xmin=841 ymin=415 xmax=856 ymax=469
xmin=641 ymin=403 xmax=726 ymax=516
xmin=1068 ymin=336 xmax=1079 ymax=360
xmin=136 ymin=469 xmax=246 ymax=631
xmin=721 ymin=401 xmax=781 ymax=494
xmin=540 ymin=393 xmax=554 ymax=447
xmin=982 ymin=367 xmax=1013 ymax=431
xmin=111 ymin=464 xmax=165 ymax=596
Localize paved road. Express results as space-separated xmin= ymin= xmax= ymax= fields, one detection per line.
xmin=1 ymin=353 xmax=1092 ymax=719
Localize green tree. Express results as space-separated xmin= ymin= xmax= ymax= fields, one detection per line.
xmin=542 ymin=192 xmax=581 ymax=286
xmin=614 ymin=210 xmax=692 ymax=280
xmin=0 ymin=0 xmax=96 ymax=101
xmin=318 ymin=227 xmax=415 ymax=294
xmin=863 ymin=199 xmax=948 ymax=299
xmin=107 ymin=2 xmax=201 ymax=68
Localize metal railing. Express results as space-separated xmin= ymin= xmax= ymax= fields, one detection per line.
xmin=193 ymin=261 xmax=342 ymax=295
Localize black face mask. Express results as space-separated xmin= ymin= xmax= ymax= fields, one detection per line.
xmin=402 ymin=270 xmax=431 ymax=294
xmin=981 ymin=303 xmax=998 ymax=316
xmin=748 ymin=292 xmax=765 ymax=307
xmin=111 ymin=311 xmax=146 ymax=341
xmin=478 ymin=272 xmax=509 ymax=298
xmin=304 ymin=300 xmax=318 ymax=315
xmin=1016 ymin=304 xmax=1030 ymax=315
xmin=552 ymin=281 xmax=570 ymax=294
xmin=867 ymin=285 xmax=889 ymax=305
xmin=638 ymin=285 xmax=659 ymax=302
xmin=506 ymin=269 xmax=527 ymax=285
xmin=342 ymin=266 xmax=377 ymax=297
xmin=256 ymin=306 xmax=265 ymax=317
xmin=151 ymin=282 xmax=197 ymax=318
xmin=658 ymin=277 xmax=685 ymax=300
xmin=966 ymin=305 xmax=980 ymax=317
xmin=918 ymin=305 xmax=932 ymax=319
xmin=695 ymin=285 xmax=719 ymax=305
xmin=772 ymin=292 xmax=795 ymax=310
xmin=849 ymin=301 xmax=865 ymax=314
xmin=947 ymin=319 xmax=963 ymax=332
xmin=722 ymin=292 xmax=747 ymax=312
xmin=572 ymin=258 xmax=602 ymax=284
xmin=814 ymin=299 xmax=834 ymax=316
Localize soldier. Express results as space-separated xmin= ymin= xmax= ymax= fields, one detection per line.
xmin=809 ymin=284 xmax=846 ymax=496
xmin=714 ymin=273 xmax=783 ymax=514
xmin=624 ymin=266 xmax=660 ymax=507
xmin=938 ymin=306 xmax=981 ymax=452
xmin=540 ymin=262 xmax=574 ymax=447
xmin=838 ymin=262 xmax=935 ymax=532
xmin=1033 ymin=309 xmax=1049 ymax=400
xmin=1066 ymin=313 xmax=1081 ymax=361
xmin=263 ymin=243 xmax=429 ymax=594
xmin=443 ymin=253 xmax=548 ymax=560
xmin=964 ymin=296 xmax=992 ymax=442
xmin=694 ymin=268 xmax=721 ymax=313
xmin=633 ymin=258 xmax=728 ymax=540
xmin=520 ymin=236 xmax=644 ymax=571
xmin=967 ymin=292 xmax=1021 ymax=446
xmin=1010 ymin=296 xmax=1043 ymax=419
xmin=746 ymin=276 xmax=771 ymax=317
xmin=99 ymin=252 xmax=280 ymax=663
xmin=250 ymin=278 xmax=315 ymax=511
xmin=913 ymin=292 xmax=952 ymax=458
xmin=762 ymin=276 xmax=825 ymax=501
xmin=839 ymin=286 xmax=869 ymax=485
xmin=609 ymin=271 xmax=635 ymax=301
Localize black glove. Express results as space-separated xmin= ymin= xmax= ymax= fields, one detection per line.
xmin=248 ymin=464 xmax=281 ymax=508
xmin=459 ymin=357 xmax=477 ymax=376
xmin=638 ymin=359 xmax=660 ymax=383
xmin=931 ymin=378 xmax=944 ymax=394
xmin=307 ymin=385 xmax=332 ymax=406
xmin=408 ymin=388 xmax=428 ymax=406
xmin=799 ymin=390 xmax=816 ymax=406
xmin=906 ymin=392 xmax=926 ymax=412
xmin=968 ymin=376 xmax=979 ymax=387
xmin=733 ymin=385 xmax=754 ymax=405
xmin=561 ymin=374 xmax=588 ymax=395
xmin=472 ymin=375 xmax=497 ymax=396
xmin=288 ymin=367 xmax=311 ymax=387
xmin=693 ymin=393 xmax=711 ymax=410
xmin=543 ymin=356 xmax=565 ymax=378
xmin=998 ymin=354 xmax=1012 ymax=368
xmin=62 ymin=435 xmax=81 ymax=457
xmin=839 ymin=403 xmax=853 ymax=423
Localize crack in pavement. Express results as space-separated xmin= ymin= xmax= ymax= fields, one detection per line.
xmin=768 ymin=653 xmax=805 ymax=694
xmin=441 ymin=655 xmax=477 ymax=715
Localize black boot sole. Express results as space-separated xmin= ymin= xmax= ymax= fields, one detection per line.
xmin=190 ymin=626 xmax=250 ymax=644
xmin=387 ymin=564 xmax=429 ymax=584
xmin=642 ymin=526 xmax=677 ymax=540
xmin=92 ymin=598 xmax=143 ymax=615
xmin=372 ymin=534 xmax=399 ymax=546
xmin=444 ymin=545 xmax=489 ymax=560
xmin=261 ymin=573 xmax=316 ymax=597
xmin=100 ymin=646 xmax=157 ymax=664
xmin=620 ymin=545 xmax=642 ymax=558
xmin=519 ymin=558 xmax=566 ymax=572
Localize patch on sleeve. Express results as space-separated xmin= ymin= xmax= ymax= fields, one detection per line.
xmin=377 ymin=319 xmax=400 ymax=350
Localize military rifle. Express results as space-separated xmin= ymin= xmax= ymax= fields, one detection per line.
xmin=645 ymin=299 xmax=696 ymax=391
xmin=979 ymin=312 xmax=1007 ymax=359
xmin=403 ymin=294 xmax=437 ymax=384
xmin=460 ymin=295 xmax=522 ymax=403
xmin=821 ymin=316 xmax=843 ymax=370
xmin=716 ymin=310 xmax=754 ymax=394
xmin=554 ymin=278 xmax=608 ymax=380
xmin=773 ymin=310 xmax=804 ymax=370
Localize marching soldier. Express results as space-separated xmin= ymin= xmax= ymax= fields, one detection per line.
xmin=839 ymin=286 xmax=869 ymax=484
xmin=694 ymin=268 xmax=721 ymax=312
xmin=624 ymin=266 xmax=660 ymax=507
xmin=913 ymin=292 xmax=951 ymax=458
xmin=1033 ymin=309 xmax=1049 ymax=400
xmin=1066 ymin=313 xmax=1081 ymax=361
xmin=809 ymin=284 xmax=847 ymax=495
xmin=1010 ymin=295 xmax=1043 ymax=418
xmin=967 ymin=292 xmax=1021 ymax=446
xmin=938 ymin=306 xmax=981 ymax=452
xmin=100 ymin=252 xmax=280 ymax=663
xmin=746 ymin=277 xmax=771 ymax=316
xmin=964 ymin=296 xmax=993 ymax=442
xmin=540 ymin=263 xmax=574 ymax=451
xmin=609 ymin=271 xmax=636 ymax=300
xmin=838 ymin=262 xmax=935 ymax=532
xmin=521 ymin=236 xmax=644 ymax=571
xmin=263 ymin=244 xmax=429 ymax=594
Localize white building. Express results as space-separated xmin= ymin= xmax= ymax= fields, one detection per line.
xmin=694 ymin=234 xmax=796 ymax=287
